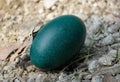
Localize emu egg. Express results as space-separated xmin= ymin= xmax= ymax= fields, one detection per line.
xmin=30 ymin=15 xmax=86 ymax=70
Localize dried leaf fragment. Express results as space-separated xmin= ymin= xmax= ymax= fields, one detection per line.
xmin=0 ymin=42 xmax=20 ymax=60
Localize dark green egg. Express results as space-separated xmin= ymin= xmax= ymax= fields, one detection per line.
xmin=30 ymin=15 xmax=86 ymax=70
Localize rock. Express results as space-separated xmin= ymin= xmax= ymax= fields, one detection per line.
xmin=108 ymin=23 xmax=120 ymax=33
xmin=71 ymin=76 xmax=80 ymax=82
xmin=91 ymin=75 xmax=103 ymax=82
xmin=102 ymin=34 xmax=114 ymax=45
xmin=27 ymin=78 xmax=35 ymax=82
xmin=85 ymin=37 xmax=91 ymax=47
xmin=3 ymin=74 xmax=9 ymax=79
xmin=46 ymin=13 xmax=55 ymax=20
xmin=43 ymin=0 xmax=57 ymax=9
xmin=84 ymin=74 xmax=92 ymax=80
xmin=58 ymin=73 xmax=67 ymax=81
xmin=71 ymin=78 xmax=79 ymax=82
xmin=14 ymin=57 xmax=20 ymax=65
xmin=88 ymin=18 xmax=101 ymax=35
xmin=38 ymin=9 xmax=44 ymax=14
xmin=3 ymin=65 xmax=10 ymax=71
xmin=103 ymin=74 xmax=118 ymax=82
xmin=28 ymin=72 xmax=39 ymax=79
xmin=14 ymin=79 xmax=20 ymax=82
xmin=98 ymin=54 xmax=115 ymax=65
xmin=3 ymin=79 xmax=9 ymax=82
xmin=35 ymin=74 xmax=46 ymax=82
xmin=82 ymin=80 xmax=91 ymax=82
xmin=27 ymin=65 xmax=35 ymax=72
xmin=95 ymin=34 xmax=104 ymax=40
xmin=88 ymin=60 xmax=100 ymax=73
xmin=0 ymin=74 xmax=3 ymax=80
xmin=20 ymin=53 xmax=29 ymax=60
xmin=112 ymin=33 xmax=120 ymax=38
xmin=112 ymin=33 xmax=120 ymax=42
xmin=57 ymin=73 xmax=70 ymax=82
xmin=108 ymin=49 xmax=117 ymax=58
xmin=111 ymin=43 xmax=120 ymax=48
xmin=115 ymin=74 xmax=120 ymax=80
xmin=118 ymin=48 xmax=120 ymax=54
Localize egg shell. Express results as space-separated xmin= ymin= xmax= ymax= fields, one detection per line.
xmin=30 ymin=15 xmax=86 ymax=70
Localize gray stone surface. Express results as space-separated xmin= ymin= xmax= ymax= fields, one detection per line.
xmin=0 ymin=0 xmax=120 ymax=82
xmin=98 ymin=55 xmax=115 ymax=65
xmin=102 ymin=34 xmax=114 ymax=45
xmin=27 ymin=78 xmax=35 ymax=82
xmin=14 ymin=79 xmax=21 ymax=82
xmin=88 ymin=60 xmax=100 ymax=73
xmin=91 ymin=76 xmax=103 ymax=82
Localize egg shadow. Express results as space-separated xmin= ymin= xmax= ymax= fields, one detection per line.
xmin=15 ymin=44 xmax=99 ymax=75
xmin=44 ymin=45 xmax=96 ymax=73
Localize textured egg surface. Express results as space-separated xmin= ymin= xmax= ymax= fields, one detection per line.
xmin=30 ymin=15 xmax=86 ymax=70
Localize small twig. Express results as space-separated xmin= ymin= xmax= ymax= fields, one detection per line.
xmin=84 ymin=37 xmax=95 ymax=64
xmin=92 ymin=64 xmax=120 ymax=76
xmin=61 ymin=54 xmax=94 ymax=72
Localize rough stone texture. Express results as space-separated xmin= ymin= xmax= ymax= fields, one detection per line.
xmin=0 ymin=0 xmax=120 ymax=82
xmin=115 ymin=74 xmax=120 ymax=81
xmin=14 ymin=79 xmax=21 ymax=82
xmin=91 ymin=76 xmax=103 ymax=82
xmin=108 ymin=49 xmax=117 ymax=58
xmin=98 ymin=55 xmax=115 ymax=65
xmin=102 ymin=34 xmax=114 ymax=45
xmin=27 ymin=78 xmax=35 ymax=82
xmin=88 ymin=60 xmax=100 ymax=73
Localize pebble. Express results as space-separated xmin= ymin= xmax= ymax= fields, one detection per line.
xmin=108 ymin=23 xmax=120 ymax=33
xmin=95 ymin=34 xmax=104 ymax=40
xmin=3 ymin=74 xmax=9 ymax=79
xmin=71 ymin=77 xmax=80 ymax=82
xmin=82 ymin=80 xmax=91 ymax=82
xmin=91 ymin=75 xmax=103 ymax=82
xmin=112 ymin=32 xmax=120 ymax=38
xmin=27 ymin=78 xmax=35 ymax=82
xmin=84 ymin=74 xmax=92 ymax=80
xmin=20 ymin=53 xmax=29 ymax=60
xmin=108 ymin=49 xmax=117 ymax=58
xmin=111 ymin=43 xmax=120 ymax=48
xmin=46 ymin=13 xmax=55 ymax=20
xmin=102 ymin=34 xmax=114 ymax=45
xmin=0 ymin=74 xmax=3 ymax=80
xmin=88 ymin=60 xmax=100 ymax=73
xmin=35 ymin=74 xmax=46 ymax=82
xmin=98 ymin=54 xmax=115 ymax=65
xmin=38 ymin=9 xmax=44 ymax=14
xmin=3 ymin=79 xmax=9 ymax=82
xmin=3 ymin=65 xmax=10 ymax=71
xmin=28 ymin=72 xmax=39 ymax=79
xmin=85 ymin=37 xmax=91 ymax=47
xmin=88 ymin=18 xmax=101 ymax=35
xmin=43 ymin=0 xmax=57 ymax=9
xmin=113 ymin=33 xmax=120 ymax=42
xmin=115 ymin=74 xmax=120 ymax=80
xmin=14 ymin=57 xmax=20 ymax=65
xmin=58 ymin=73 xmax=67 ymax=81
xmin=118 ymin=48 xmax=120 ymax=54
xmin=27 ymin=65 xmax=34 ymax=72
xmin=14 ymin=79 xmax=21 ymax=82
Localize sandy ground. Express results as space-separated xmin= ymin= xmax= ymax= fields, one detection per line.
xmin=0 ymin=0 xmax=120 ymax=82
